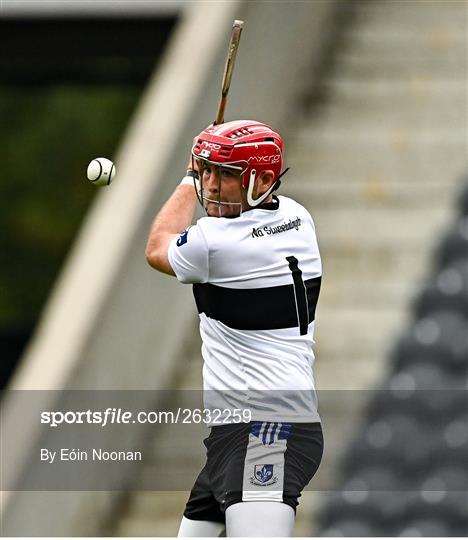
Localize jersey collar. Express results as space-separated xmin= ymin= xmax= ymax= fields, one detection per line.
xmin=244 ymin=195 xmax=280 ymax=213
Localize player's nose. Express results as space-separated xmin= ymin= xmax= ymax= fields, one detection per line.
xmin=204 ymin=168 xmax=220 ymax=193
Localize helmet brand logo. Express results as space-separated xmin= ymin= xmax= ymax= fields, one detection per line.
xmin=201 ymin=142 xmax=221 ymax=150
xmin=199 ymin=149 xmax=211 ymax=158
xmin=250 ymin=155 xmax=281 ymax=164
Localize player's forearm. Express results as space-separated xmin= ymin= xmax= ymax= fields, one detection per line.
xmin=151 ymin=184 xmax=197 ymax=235
xmin=145 ymin=184 xmax=197 ymax=272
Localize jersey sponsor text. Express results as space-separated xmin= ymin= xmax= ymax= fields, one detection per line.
xmin=251 ymin=216 xmax=301 ymax=238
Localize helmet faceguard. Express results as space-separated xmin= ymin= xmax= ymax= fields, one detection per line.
xmin=193 ymin=158 xmax=244 ymax=217
xmin=191 ymin=120 xmax=285 ymax=216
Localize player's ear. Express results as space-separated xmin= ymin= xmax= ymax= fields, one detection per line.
xmin=257 ymin=170 xmax=275 ymax=193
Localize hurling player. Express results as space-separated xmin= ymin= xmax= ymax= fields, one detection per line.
xmin=146 ymin=120 xmax=323 ymax=537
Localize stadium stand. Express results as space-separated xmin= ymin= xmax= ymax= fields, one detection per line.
xmin=111 ymin=0 xmax=467 ymax=534
xmin=316 ymin=180 xmax=468 ymax=536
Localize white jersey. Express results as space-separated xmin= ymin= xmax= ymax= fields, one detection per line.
xmin=168 ymin=195 xmax=322 ymax=423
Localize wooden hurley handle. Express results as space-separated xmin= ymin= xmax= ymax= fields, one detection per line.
xmin=214 ymin=19 xmax=244 ymax=126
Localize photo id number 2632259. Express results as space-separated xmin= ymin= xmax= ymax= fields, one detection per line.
xmin=182 ymin=408 xmax=252 ymax=424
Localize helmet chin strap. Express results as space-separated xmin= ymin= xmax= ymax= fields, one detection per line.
xmin=246 ymin=169 xmax=276 ymax=207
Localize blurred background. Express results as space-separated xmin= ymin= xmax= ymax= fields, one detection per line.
xmin=1 ymin=0 xmax=467 ymax=536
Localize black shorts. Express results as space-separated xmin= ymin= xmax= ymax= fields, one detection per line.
xmin=183 ymin=421 xmax=323 ymax=523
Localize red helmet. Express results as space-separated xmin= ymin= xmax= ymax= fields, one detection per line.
xmin=192 ymin=120 xmax=284 ymax=207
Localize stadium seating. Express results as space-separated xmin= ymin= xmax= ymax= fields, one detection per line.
xmin=436 ymin=217 xmax=468 ymax=269
xmin=414 ymin=260 xmax=468 ymax=319
xmin=392 ymin=310 xmax=467 ymax=374
xmin=458 ymin=180 xmax=468 ymax=217
xmin=316 ymin=179 xmax=468 ymax=537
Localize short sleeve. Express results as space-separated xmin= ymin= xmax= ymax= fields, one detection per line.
xmin=168 ymin=225 xmax=209 ymax=284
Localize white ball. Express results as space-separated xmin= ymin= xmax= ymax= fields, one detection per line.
xmin=87 ymin=157 xmax=115 ymax=186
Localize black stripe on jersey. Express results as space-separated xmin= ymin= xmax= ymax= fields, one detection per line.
xmin=286 ymin=256 xmax=309 ymax=335
xmin=192 ymin=276 xmax=321 ymax=332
